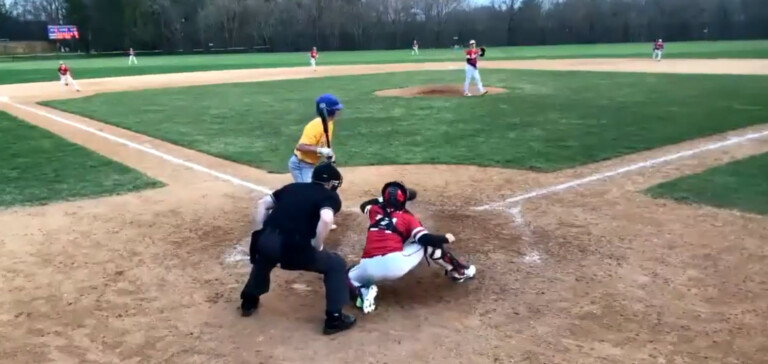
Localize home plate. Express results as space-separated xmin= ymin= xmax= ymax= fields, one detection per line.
xmin=0 ymin=96 xmax=9 ymax=102
xmin=291 ymin=283 xmax=312 ymax=292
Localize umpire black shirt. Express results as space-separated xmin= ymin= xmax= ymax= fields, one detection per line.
xmin=263 ymin=182 xmax=342 ymax=245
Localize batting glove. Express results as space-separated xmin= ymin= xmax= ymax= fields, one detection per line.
xmin=317 ymin=147 xmax=334 ymax=158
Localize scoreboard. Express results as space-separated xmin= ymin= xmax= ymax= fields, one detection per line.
xmin=48 ymin=25 xmax=80 ymax=40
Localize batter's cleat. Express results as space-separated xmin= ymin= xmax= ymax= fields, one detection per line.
xmin=355 ymin=285 xmax=378 ymax=314
xmin=323 ymin=312 xmax=356 ymax=335
xmin=331 ymin=224 xmax=338 ymax=230
xmin=240 ymin=298 xmax=259 ymax=317
xmin=464 ymin=92 xmax=472 ymax=97
xmin=480 ymin=90 xmax=489 ymax=96
xmin=450 ymin=264 xmax=477 ymax=282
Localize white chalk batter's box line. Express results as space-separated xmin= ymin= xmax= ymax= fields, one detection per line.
xmin=3 ymin=97 xmax=767 ymax=212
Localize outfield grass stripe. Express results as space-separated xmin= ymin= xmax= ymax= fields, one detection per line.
xmin=2 ymin=100 xmax=274 ymax=195
xmin=476 ymin=128 xmax=768 ymax=210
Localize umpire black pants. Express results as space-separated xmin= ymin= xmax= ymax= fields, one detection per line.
xmin=240 ymin=229 xmax=349 ymax=313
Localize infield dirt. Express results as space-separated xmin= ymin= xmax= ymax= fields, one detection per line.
xmin=1 ymin=58 xmax=767 ymax=363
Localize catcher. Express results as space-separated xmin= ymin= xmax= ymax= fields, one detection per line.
xmin=347 ymin=181 xmax=477 ymax=314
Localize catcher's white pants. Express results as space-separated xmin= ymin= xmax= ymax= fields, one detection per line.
xmin=129 ymin=55 xmax=138 ymax=65
xmin=310 ymin=58 xmax=316 ymax=70
xmin=348 ymin=242 xmax=427 ymax=288
xmin=653 ymin=50 xmax=663 ymax=61
xmin=59 ymin=74 xmax=80 ymax=90
xmin=464 ymin=65 xmax=484 ymax=94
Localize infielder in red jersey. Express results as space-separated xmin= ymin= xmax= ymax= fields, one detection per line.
xmin=652 ymin=39 xmax=664 ymax=61
xmin=310 ymin=46 xmax=318 ymax=71
xmin=464 ymin=39 xmax=487 ymax=96
xmin=347 ymin=181 xmax=477 ymax=314
xmin=58 ymin=61 xmax=80 ymax=92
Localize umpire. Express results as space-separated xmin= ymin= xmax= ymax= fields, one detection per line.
xmin=240 ymin=162 xmax=356 ymax=335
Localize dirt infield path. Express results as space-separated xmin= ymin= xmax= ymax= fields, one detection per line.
xmin=1 ymin=58 xmax=768 ymax=364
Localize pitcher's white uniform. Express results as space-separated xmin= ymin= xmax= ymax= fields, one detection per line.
xmin=464 ymin=40 xmax=486 ymax=96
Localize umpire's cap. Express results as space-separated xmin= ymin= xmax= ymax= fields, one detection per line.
xmin=312 ymin=161 xmax=343 ymax=191
xmin=316 ymin=94 xmax=343 ymax=118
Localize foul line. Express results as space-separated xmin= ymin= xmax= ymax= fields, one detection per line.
xmin=476 ymin=129 xmax=768 ymax=210
xmin=2 ymin=99 xmax=273 ymax=194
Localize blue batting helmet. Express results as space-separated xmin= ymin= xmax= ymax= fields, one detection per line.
xmin=316 ymin=94 xmax=343 ymax=118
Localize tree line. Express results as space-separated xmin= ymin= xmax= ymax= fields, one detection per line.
xmin=2 ymin=0 xmax=767 ymax=53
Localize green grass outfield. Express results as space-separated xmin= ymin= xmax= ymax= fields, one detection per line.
xmin=0 ymin=111 xmax=162 ymax=208
xmin=647 ymin=153 xmax=768 ymax=215
xmin=2 ymin=40 xmax=768 ymax=85
xmin=43 ymin=69 xmax=768 ymax=173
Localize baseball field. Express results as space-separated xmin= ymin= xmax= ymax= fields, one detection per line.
xmin=1 ymin=42 xmax=768 ymax=363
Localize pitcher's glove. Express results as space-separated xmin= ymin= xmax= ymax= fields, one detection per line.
xmin=480 ymin=47 xmax=486 ymax=57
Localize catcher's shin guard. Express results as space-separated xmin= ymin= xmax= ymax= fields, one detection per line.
xmin=427 ymin=247 xmax=476 ymax=282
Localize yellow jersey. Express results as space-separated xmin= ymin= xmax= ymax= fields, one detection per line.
xmin=294 ymin=117 xmax=333 ymax=165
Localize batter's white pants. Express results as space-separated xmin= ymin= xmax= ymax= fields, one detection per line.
xmin=348 ymin=242 xmax=427 ymax=288
xmin=464 ymin=65 xmax=485 ymax=94
xmin=129 ymin=55 xmax=138 ymax=65
xmin=310 ymin=58 xmax=316 ymax=70
xmin=59 ymin=74 xmax=80 ymax=91
xmin=653 ymin=50 xmax=663 ymax=61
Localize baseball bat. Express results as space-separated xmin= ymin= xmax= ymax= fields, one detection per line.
xmin=318 ymin=104 xmax=333 ymax=163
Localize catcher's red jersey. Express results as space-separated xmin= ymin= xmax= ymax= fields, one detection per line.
xmin=58 ymin=64 xmax=69 ymax=76
xmin=466 ymin=48 xmax=480 ymax=68
xmin=362 ymin=205 xmax=426 ymax=259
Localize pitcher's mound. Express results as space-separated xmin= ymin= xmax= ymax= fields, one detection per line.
xmin=375 ymin=84 xmax=507 ymax=98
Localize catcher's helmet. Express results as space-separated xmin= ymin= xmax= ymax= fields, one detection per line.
xmin=381 ymin=181 xmax=409 ymax=211
xmin=312 ymin=161 xmax=343 ymax=191
xmin=316 ymin=94 xmax=344 ymax=118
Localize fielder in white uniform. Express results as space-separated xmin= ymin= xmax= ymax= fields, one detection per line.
xmin=57 ymin=61 xmax=80 ymax=92
xmin=347 ymin=181 xmax=477 ymax=314
xmin=128 ymin=48 xmax=138 ymax=65
xmin=652 ymin=39 xmax=664 ymax=61
xmin=310 ymin=47 xmax=318 ymax=71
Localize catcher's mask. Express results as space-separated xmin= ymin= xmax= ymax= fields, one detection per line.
xmin=382 ymin=181 xmax=409 ymax=211
xmin=312 ymin=162 xmax=343 ymax=191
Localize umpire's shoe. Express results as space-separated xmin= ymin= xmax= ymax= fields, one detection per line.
xmin=323 ymin=312 xmax=356 ymax=335
xmin=240 ymin=298 xmax=259 ymax=317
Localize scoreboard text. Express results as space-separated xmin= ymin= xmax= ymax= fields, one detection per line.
xmin=48 ymin=26 xmax=80 ymax=40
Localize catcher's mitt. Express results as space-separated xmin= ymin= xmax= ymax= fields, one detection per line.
xmin=480 ymin=47 xmax=486 ymax=57
xmin=407 ymin=188 xmax=418 ymax=201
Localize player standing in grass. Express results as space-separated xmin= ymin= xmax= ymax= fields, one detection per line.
xmin=464 ymin=40 xmax=487 ymax=97
xmin=128 ymin=48 xmax=138 ymax=65
xmin=310 ymin=47 xmax=318 ymax=71
xmin=58 ymin=61 xmax=80 ymax=92
xmin=652 ymin=39 xmax=664 ymax=61
xmin=412 ymin=39 xmax=419 ymax=55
